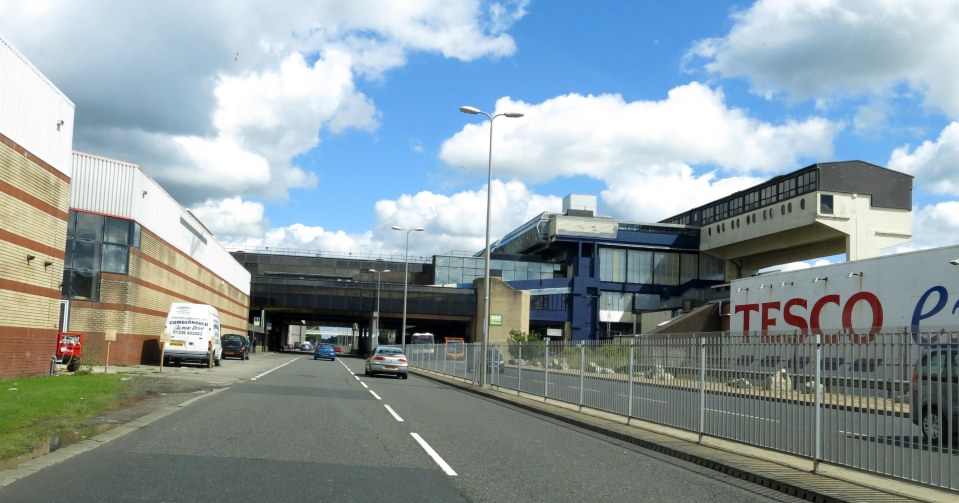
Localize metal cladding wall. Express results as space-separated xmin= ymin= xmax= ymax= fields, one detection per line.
xmin=71 ymin=152 xmax=250 ymax=295
xmin=0 ymin=35 xmax=74 ymax=176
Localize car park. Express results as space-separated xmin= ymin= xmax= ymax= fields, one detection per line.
xmin=911 ymin=343 xmax=959 ymax=445
xmin=365 ymin=346 xmax=409 ymax=379
xmin=221 ymin=334 xmax=250 ymax=360
xmin=313 ymin=343 xmax=336 ymax=361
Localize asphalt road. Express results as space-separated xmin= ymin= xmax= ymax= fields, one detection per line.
xmin=0 ymin=355 xmax=805 ymax=502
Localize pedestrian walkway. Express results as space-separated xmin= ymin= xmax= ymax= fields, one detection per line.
xmin=411 ymin=368 xmax=958 ymax=503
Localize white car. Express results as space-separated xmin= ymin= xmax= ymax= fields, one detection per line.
xmin=365 ymin=346 xmax=409 ymax=379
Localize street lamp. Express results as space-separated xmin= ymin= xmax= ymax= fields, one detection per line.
xmin=459 ymin=105 xmax=524 ymax=386
xmin=392 ymin=225 xmax=424 ymax=354
xmin=369 ymin=268 xmax=390 ymax=349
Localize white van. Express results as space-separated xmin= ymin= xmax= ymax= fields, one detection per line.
xmin=163 ymin=303 xmax=222 ymax=367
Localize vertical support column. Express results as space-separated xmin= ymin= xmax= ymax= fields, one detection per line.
xmin=814 ymin=333 xmax=822 ymax=472
xmin=699 ymin=336 xmax=706 ymax=443
xmin=628 ymin=343 xmax=635 ymax=421
xmin=579 ymin=344 xmax=585 ymax=408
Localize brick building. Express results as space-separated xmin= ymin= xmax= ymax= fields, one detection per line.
xmin=63 ymin=153 xmax=251 ymax=367
xmin=0 ymin=36 xmax=76 ymax=377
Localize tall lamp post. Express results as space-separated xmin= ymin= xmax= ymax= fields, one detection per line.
xmin=459 ymin=105 xmax=524 ymax=386
xmin=369 ymin=268 xmax=390 ymax=351
xmin=392 ymin=225 xmax=424 ymax=354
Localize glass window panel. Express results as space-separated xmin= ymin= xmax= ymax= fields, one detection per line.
xmin=434 ymin=267 xmax=449 ymax=285
xmin=132 ymin=222 xmax=142 ymax=248
xmin=73 ymin=240 xmax=100 ymax=271
xmin=74 ymin=212 xmax=103 ymax=241
xmin=68 ymin=270 xmax=99 ymax=301
xmin=680 ymin=254 xmax=698 ymax=284
xmin=451 ymin=257 xmax=464 ymax=267
xmin=699 ymin=254 xmax=725 ymax=281
xmin=490 ymin=260 xmax=502 ymax=271
xmin=67 ymin=211 xmax=76 ymax=238
xmin=820 ymin=194 xmax=834 ymax=214
xmin=435 ymin=256 xmax=449 ymax=267
xmin=64 ymin=238 xmax=74 ymax=269
xmin=103 ymin=217 xmax=132 ymax=244
xmin=599 ymin=248 xmax=625 ymax=282
xmin=627 ymin=250 xmax=653 ymax=284
xmin=502 ymin=269 xmax=515 ymax=281
xmin=101 ymin=244 xmax=129 ymax=274
xmin=653 ymin=252 xmax=680 ymax=286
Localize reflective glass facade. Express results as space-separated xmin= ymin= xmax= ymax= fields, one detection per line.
xmin=62 ymin=210 xmax=140 ymax=300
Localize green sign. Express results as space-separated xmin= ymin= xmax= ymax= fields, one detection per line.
xmin=489 ymin=314 xmax=502 ymax=326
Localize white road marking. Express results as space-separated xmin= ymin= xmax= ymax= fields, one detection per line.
xmin=369 ymin=390 xmax=382 ymax=400
xmin=626 ymin=395 xmax=667 ymax=404
xmin=706 ymin=408 xmax=779 ymax=422
xmin=384 ymin=404 xmax=404 ymax=422
xmin=411 ymin=433 xmax=457 ymax=476
xmin=361 ymin=382 xmax=369 ymax=389
xmin=250 ymin=357 xmax=301 ymax=380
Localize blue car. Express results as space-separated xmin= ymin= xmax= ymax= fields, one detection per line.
xmin=313 ymin=343 xmax=336 ymax=361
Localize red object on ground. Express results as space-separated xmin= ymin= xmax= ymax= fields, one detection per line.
xmin=56 ymin=331 xmax=82 ymax=363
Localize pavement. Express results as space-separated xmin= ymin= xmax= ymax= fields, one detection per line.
xmin=6 ymin=352 xmax=958 ymax=502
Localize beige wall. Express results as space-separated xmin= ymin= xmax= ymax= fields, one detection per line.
xmin=0 ymin=133 xmax=70 ymax=377
xmin=472 ymin=277 xmax=529 ymax=344
xmin=66 ymin=225 xmax=250 ymax=366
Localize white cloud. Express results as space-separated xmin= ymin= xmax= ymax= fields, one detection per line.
xmin=688 ymin=0 xmax=959 ymax=118
xmin=374 ymin=180 xmax=563 ymax=256
xmin=0 ymin=0 xmax=524 ymax=208
xmin=189 ymin=197 xmax=269 ymax=244
xmin=888 ymin=121 xmax=959 ymax=195
xmin=440 ymin=83 xmax=838 ymax=221
xmin=894 ymin=201 xmax=959 ymax=252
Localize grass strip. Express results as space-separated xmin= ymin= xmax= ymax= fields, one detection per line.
xmin=0 ymin=373 xmax=126 ymax=460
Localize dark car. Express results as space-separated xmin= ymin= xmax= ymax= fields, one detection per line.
xmin=911 ymin=344 xmax=959 ymax=444
xmin=467 ymin=347 xmax=506 ymax=374
xmin=314 ymin=343 xmax=336 ymax=361
xmin=221 ymin=334 xmax=250 ymax=360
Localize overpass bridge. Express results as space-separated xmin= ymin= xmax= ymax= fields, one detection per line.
xmin=232 ymin=250 xmax=477 ymax=353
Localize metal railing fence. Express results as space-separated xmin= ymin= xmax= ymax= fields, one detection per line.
xmin=407 ymin=329 xmax=959 ymax=492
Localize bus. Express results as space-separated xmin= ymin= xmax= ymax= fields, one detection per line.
xmin=409 ymin=333 xmax=435 ymax=355
xmin=445 ymin=337 xmax=465 ymax=360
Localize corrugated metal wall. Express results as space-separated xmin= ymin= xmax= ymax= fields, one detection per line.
xmin=71 ymin=152 xmax=251 ymax=294
xmin=0 ymin=35 xmax=75 ymax=175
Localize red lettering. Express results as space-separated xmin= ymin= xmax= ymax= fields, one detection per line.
xmin=761 ymin=302 xmax=781 ymax=333
xmin=842 ymin=291 xmax=883 ymax=343
xmin=783 ymin=298 xmax=809 ymax=336
xmin=735 ymin=304 xmax=760 ymax=337
xmin=811 ymin=294 xmax=841 ymax=344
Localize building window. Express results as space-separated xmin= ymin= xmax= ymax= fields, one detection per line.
xmin=653 ymin=252 xmax=680 ymax=286
xmin=680 ymin=253 xmax=698 ymax=285
xmin=599 ymin=247 xmax=626 ymax=282
xmin=627 ymin=250 xmax=653 ymax=284
xmin=62 ymin=211 xmax=140 ymax=301
xmin=699 ymin=254 xmax=725 ymax=281
xmin=820 ymin=194 xmax=834 ymax=215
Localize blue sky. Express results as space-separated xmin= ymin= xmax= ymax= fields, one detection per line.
xmin=2 ymin=1 xmax=957 ymax=263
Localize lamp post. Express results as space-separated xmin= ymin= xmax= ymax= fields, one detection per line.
xmin=369 ymin=268 xmax=390 ymax=350
xmin=392 ymin=226 xmax=424 ymax=354
xmin=459 ymin=105 xmax=524 ymax=386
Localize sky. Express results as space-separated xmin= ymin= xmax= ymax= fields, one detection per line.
xmin=2 ymin=0 xmax=958 ymax=266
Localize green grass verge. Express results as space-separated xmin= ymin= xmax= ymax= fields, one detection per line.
xmin=0 ymin=373 xmax=127 ymax=460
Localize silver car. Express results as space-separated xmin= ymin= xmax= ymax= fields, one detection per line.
xmin=911 ymin=344 xmax=958 ymax=445
xmin=365 ymin=346 xmax=409 ymax=379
